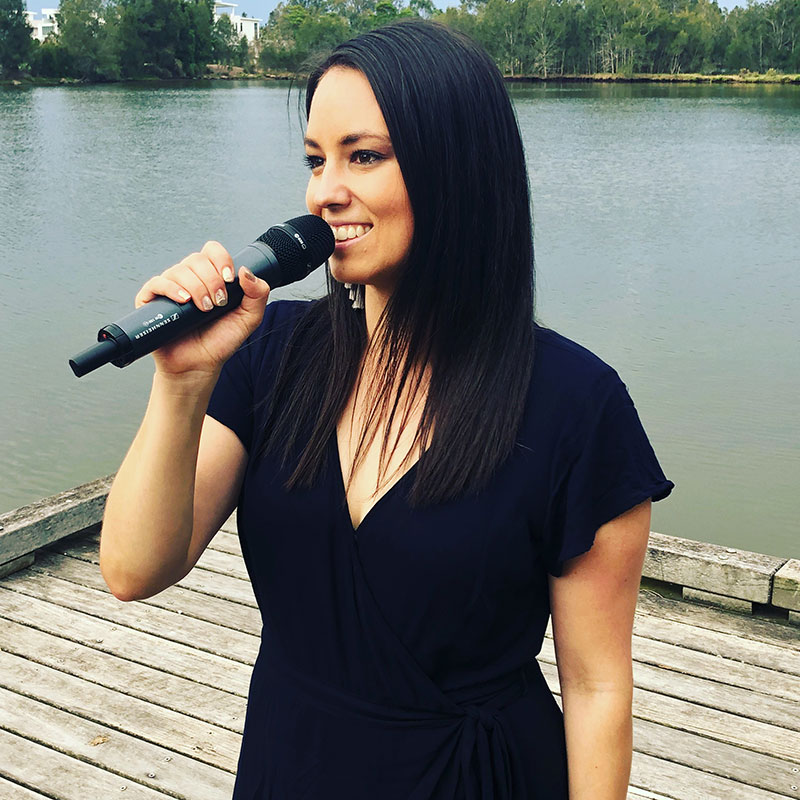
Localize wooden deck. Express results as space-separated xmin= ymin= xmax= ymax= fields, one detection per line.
xmin=0 ymin=520 xmax=798 ymax=800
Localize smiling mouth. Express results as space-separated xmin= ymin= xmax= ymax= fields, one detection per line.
xmin=330 ymin=224 xmax=372 ymax=242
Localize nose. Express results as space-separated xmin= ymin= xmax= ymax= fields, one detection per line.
xmin=308 ymin=161 xmax=350 ymax=211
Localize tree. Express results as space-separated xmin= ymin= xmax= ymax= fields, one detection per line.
xmin=764 ymin=0 xmax=800 ymax=71
xmin=114 ymin=0 xmax=205 ymax=78
xmin=212 ymin=13 xmax=239 ymax=64
xmin=258 ymin=1 xmax=349 ymax=71
xmin=526 ymin=0 xmax=567 ymax=77
xmin=183 ymin=0 xmax=214 ymax=76
xmin=0 ymin=0 xmax=32 ymax=76
xmin=235 ymin=33 xmax=250 ymax=68
xmin=57 ymin=0 xmax=121 ymax=80
xmin=408 ymin=0 xmax=437 ymax=18
xmin=29 ymin=36 xmax=72 ymax=76
xmin=477 ymin=0 xmax=531 ymax=76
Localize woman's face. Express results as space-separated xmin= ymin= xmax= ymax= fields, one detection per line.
xmin=305 ymin=67 xmax=414 ymax=296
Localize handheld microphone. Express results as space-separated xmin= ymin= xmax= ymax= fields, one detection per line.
xmin=69 ymin=215 xmax=334 ymax=378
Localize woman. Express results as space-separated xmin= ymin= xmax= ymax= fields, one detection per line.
xmin=100 ymin=20 xmax=673 ymax=800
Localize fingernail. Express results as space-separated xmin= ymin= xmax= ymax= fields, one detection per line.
xmin=215 ymin=288 xmax=227 ymax=306
xmin=222 ymin=267 xmax=234 ymax=282
xmin=242 ymin=267 xmax=255 ymax=282
xmin=178 ymin=289 xmax=190 ymax=301
xmin=202 ymin=296 xmax=213 ymax=311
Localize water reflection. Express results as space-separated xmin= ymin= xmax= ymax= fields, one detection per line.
xmin=1 ymin=80 xmax=798 ymax=557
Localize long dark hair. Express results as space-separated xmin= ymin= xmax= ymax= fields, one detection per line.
xmin=259 ymin=20 xmax=535 ymax=505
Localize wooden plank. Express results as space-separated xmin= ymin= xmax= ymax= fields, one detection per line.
xmin=627 ymin=788 xmax=673 ymax=800
xmin=0 ymin=650 xmax=243 ymax=772
xmin=220 ymin=514 xmax=238 ymax=535
xmin=0 ymin=477 xmax=112 ymax=565
xmin=0 ymin=617 xmax=246 ymax=733
xmin=208 ymin=530 xmax=243 ymax=557
xmin=631 ymin=658 xmax=800 ymax=732
xmin=48 ymin=540 xmax=258 ymax=607
xmin=540 ymin=631 xmax=800 ymax=703
xmin=631 ymin=608 xmax=800 ymax=676
xmin=636 ymin=587 xmax=800 ymax=652
xmin=84 ymin=527 xmax=243 ymax=558
xmin=630 ymin=751 xmax=796 ymax=800
xmin=1 ymin=569 xmax=260 ymax=664
xmin=30 ymin=550 xmax=261 ymax=636
xmin=0 ymin=776 xmax=55 ymax=800
xmin=0 ymin=588 xmax=254 ymax=696
xmin=643 ymin=532 xmax=785 ymax=603
xmin=632 ymin=685 xmax=800 ymax=764
xmin=0 ymin=728 xmax=171 ymax=800
xmin=0 ymin=686 xmax=235 ymax=799
xmin=538 ymin=660 xmax=800 ymax=764
xmin=634 ymin=718 xmax=800 ymax=797
xmin=774 ymin=560 xmax=800 ymax=612
xmin=628 ymin=633 xmax=800 ymax=703
xmin=0 ymin=553 xmax=35 ymax=579
xmin=541 ymin=665 xmax=799 ymax=796
xmin=682 ymin=586 xmax=752 ymax=613
xmin=53 ymin=532 xmax=253 ymax=583
xmin=193 ymin=547 xmax=250 ymax=581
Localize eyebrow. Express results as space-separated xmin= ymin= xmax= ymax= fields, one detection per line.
xmin=304 ymin=131 xmax=392 ymax=148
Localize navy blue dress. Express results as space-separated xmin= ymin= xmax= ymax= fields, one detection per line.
xmin=207 ymin=299 xmax=673 ymax=799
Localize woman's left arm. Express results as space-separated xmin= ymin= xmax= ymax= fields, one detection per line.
xmin=549 ymin=499 xmax=652 ymax=800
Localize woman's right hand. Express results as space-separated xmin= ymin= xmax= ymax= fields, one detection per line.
xmin=134 ymin=240 xmax=270 ymax=380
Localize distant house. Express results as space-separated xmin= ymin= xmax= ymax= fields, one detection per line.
xmin=213 ymin=2 xmax=261 ymax=44
xmin=24 ymin=8 xmax=59 ymax=41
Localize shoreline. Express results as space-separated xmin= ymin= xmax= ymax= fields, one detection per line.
xmin=4 ymin=71 xmax=800 ymax=88
xmin=2 ymin=476 xmax=799 ymax=624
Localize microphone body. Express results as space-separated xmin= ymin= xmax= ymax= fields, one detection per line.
xmin=69 ymin=216 xmax=334 ymax=378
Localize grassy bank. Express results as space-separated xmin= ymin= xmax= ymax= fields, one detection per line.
xmin=506 ymin=71 xmax=800 ymax=84
xmin=4 ymin=69 xmax=799 ymax=88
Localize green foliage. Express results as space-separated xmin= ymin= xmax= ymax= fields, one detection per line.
xmin=7 ymin=0 xmax=800 ymax=81
xmin=0 ymin=0 xmax=32 ymax=76
xmin=29 ymin=36 xmax=70 ymax=76
xmin=258 ymin=2 xmax=350 ymax=71
xmin=56 ymin=0 xmax=120 ymax=80
xmin=110 ymin=0 xmax=215 ymax=78
xmin=212 ymin=13 xmax=239 ymax=64
xmin=463 ymin=0 xmax=797 ymax=76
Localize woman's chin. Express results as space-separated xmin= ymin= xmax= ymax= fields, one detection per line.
xmin=329 ymin=262 xmax=366 ymax=286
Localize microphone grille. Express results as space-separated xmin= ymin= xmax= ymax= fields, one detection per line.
xmin=258 ymin=215 xmax=334 ymax=283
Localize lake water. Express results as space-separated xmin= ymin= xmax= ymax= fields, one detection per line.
xmin=1 ymin=80 xmax=798 ymax=558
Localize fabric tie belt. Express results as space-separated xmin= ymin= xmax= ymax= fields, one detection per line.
xmin=262 ymin=643 xmax=537 ymax=799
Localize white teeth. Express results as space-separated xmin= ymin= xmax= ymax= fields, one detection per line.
xmin=332 ymin=224 xmax=371 ymax=241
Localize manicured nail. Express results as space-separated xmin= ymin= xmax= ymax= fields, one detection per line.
xmin=202 ymin=296 xmax=213 ymax=311
xmin=178 ymin=289 xmax=190 ymax=301
xmin=215 ymin=288 xmax=227 ymax=306
xmin=222 ymin=267 xmax=234 ymax=282
xmin=242 ymin=267 xmax=255 ymax=281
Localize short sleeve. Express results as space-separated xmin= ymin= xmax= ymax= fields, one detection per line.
xmin=206 ymin=300 xmax=310 ymax=452
xmin=544 ymin=370 xmax=673 ymax=576
xmin=206 ymin=332 xmax=256 ymax=451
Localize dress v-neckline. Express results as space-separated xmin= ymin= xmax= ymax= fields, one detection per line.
xmin=332 ymin=434 xmax=420 ymax=534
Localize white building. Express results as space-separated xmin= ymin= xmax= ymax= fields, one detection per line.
xmin=24 ymin=8 xmax=59 ymax=42
xmin=213 ymin=2 xmax=261 ymax=44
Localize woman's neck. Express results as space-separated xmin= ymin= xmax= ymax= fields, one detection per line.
xmin=364 ymin=283 xmax=391 ymax=339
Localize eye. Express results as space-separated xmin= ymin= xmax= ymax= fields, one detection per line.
xmin=352 ymin=150 xmax=383 ymax=166
xmin=303 ymin=154 xmax=323 ymax=171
